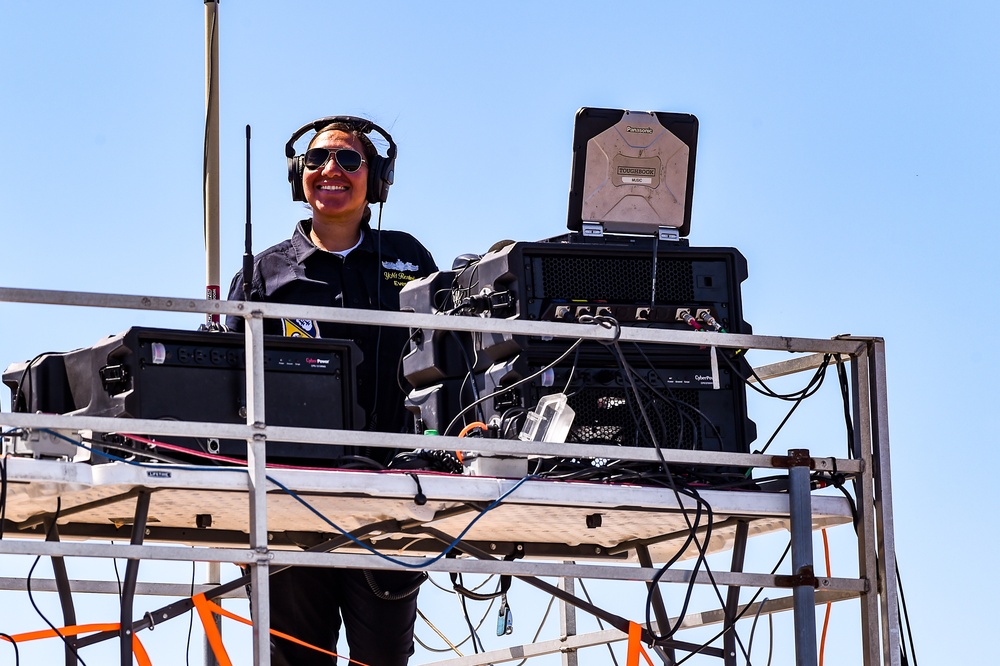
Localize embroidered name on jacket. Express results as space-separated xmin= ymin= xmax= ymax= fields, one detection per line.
xmin=382 ymin=259 xmax=421 ymax=287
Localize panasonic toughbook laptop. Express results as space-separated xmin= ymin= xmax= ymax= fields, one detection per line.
xmin=567 ymin=107 xmax=699 ymax=238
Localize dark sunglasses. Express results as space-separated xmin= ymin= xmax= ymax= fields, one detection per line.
xmin=303 ymin=147 xmax=366 ymax=172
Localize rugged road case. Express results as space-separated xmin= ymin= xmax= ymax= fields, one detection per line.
xmin=4 ymin=327 xmax=363 ymax=463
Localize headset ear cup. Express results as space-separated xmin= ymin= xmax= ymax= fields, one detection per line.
xmin=367 ymin=155 xmax=384 ymax=204
xmin=381 ymin=154 xmax=395 ymax=203
xmin=366 ymin=153 xmax=395 ymax=203
xmin=287 ymin=155 xmax=306 ymax=202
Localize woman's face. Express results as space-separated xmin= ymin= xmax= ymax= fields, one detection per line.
xmin=302 ymin=130 xmax=369 ymax=224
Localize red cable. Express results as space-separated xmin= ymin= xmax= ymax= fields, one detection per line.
xmin=120 ymin=433 xmax=381 ymax=471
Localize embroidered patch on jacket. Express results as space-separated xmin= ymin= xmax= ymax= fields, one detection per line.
xmin=283 ymin=318 xmax=319 ymax=338
xmin=382 ymin=259 xmax=420 ymax=272
xmin=382 ymin=259 xmax=421 ymax=287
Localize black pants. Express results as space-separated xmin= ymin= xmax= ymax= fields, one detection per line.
xmin=266 ymin=566 xmax=423 ymax=666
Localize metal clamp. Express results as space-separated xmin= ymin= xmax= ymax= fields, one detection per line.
xmin=775 ymin=565 xmax=820 ymax=589
xmin=772 ymin=448 xmax=814 ymax=469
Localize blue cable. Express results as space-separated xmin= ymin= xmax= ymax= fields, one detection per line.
xmin=30 ymin=427 xmax=534 ymax=568
xmin=265 ymin=472 xmax=535 ymax=569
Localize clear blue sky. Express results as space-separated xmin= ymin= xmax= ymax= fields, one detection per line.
xmin=2 ymin=1 xmax=997 ymax=664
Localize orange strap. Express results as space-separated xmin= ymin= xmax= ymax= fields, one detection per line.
xmin=191 ymin=592 xmax=371 ymax=666
xmin=3 ymin=622 xmax=117 ymax=643
xmin=132 ymin=634 xmax=153 ymax=666
xmin=626 ymin=621 xmax=655 ymax=666
xmin=2 ymin=622 xmax=151 ymax=666
xmin=192 ymin=593 xmax=234 ymax=666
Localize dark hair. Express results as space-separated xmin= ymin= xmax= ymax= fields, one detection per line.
xmin=308 ymin=121 xmax=379 ymax=166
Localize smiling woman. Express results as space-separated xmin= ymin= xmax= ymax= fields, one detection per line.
xmin=223 ymin=115 xmax=438 ymax=666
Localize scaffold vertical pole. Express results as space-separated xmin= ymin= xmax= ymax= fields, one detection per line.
xmin=867 ymin=339 xmax=902 ymax=666
xmin=559 ymin=574 xmax=579 ymax=666
xmin=850 ymin=344 xmax=885 ymax=666
xmin=787 ymin=449 xmax=818 ymax=666
xmin=245 ymin=311 xmax=271 ymax=666
xmin=723 ymin=520 xmax=750 ymax=666
xmin=205 ymin=562 xmax=222 ymax=666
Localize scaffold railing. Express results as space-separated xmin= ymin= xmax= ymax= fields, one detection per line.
xmin=0 ymin=285 xmax=900 ymax=666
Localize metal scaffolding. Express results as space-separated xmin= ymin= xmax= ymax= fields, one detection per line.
xmin=0 ymin=286 xmax=900 ymax=665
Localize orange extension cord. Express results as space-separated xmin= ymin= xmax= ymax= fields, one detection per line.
xmin=819 ymin=528 xmax=833 ymax=666
xmin=455 ymin=421 xmax=489 ymax=463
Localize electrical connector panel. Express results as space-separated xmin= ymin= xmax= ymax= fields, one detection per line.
xmin=446 ymin=237 xmax=750 ymax=362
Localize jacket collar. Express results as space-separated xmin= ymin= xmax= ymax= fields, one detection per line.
xmin=292 ymin=210 xmax=376 ymax=263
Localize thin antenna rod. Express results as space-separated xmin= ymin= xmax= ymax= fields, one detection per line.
xmin=243 ymin=125 xmax=253 ymax=302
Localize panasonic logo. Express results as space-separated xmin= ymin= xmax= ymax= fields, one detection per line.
xmin=626 ymin=126 xmax=653 ymax=134
xmin=617 ymin=166 xmax=656 ymax=177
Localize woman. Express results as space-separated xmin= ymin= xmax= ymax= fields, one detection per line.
xmin=228 ymin=116 xmax=436 ymax=436
xmin=227 ymin=116 xmax=437 ymax=665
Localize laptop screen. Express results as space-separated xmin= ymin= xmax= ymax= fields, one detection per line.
xmin=567 ymin=107 xmax=699 ymax=237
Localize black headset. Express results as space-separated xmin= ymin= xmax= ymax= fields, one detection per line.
xmin=285 ymin=115 xmax=397 ymax=204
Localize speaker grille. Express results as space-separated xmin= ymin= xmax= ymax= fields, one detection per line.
xmin=537 ymin=256 xmax=695 ymax=302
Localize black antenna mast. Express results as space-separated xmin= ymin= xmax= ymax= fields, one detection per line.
xmin=243 ymin=124 xmax=254 ymax=301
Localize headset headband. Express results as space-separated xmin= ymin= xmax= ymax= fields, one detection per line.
xmin=284 ymin=116 xmax=397 ymax=160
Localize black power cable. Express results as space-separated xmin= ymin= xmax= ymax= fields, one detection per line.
xmin=415 ymin=573 xmax=502 ymax=655
xmin=184 ymin=561 xmax=196 ymax=666
xmin=26 ymin=498 xmax=88 ymax=666
xmin=745 ymin=596 xmax=770 ymax=666
xmin=9 ymin=351 xmax=68 ymax=415
xmin=618 ymin=355 xmax=717 ymax=646
xmin=718 ymin=351 xmax=832 ymax=456
xmin=450 ymin=330 xmax=486 ymax=425
xmin=834 ymin=355 xmax=855 ymax=456
xmin=604 ymin=335 xmax=763 ymax=660
xmin=897 ymin=559 xmax=919 ymax=666
xmin=488 ymin=318 xmax=733 ymax=653
xmin=726 ymin=352 xmax=832 ymax=402
xmin=628 ymin=342 xmax=729 ymax=446
xmin=454 ymin=573 xmax=488 ymax=654
xmin=675 ymin=542 xmax=791 ymax=665
xmin=0 ymin=632 xmax=19 ymax=666
xmin=576 ymin=578 xmax=621 ymax=666
xmin=443 ymin=337 xmax=586 ymax=436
